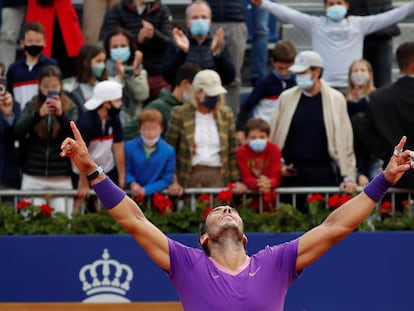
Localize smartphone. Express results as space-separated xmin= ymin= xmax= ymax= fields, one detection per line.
xmin=0 ymin=77 xmax=7 ymax=95
xmin=47 ymin=90 xmax=59 ymax=98
xmin=286 ymin=167 xmax=297 ymax=174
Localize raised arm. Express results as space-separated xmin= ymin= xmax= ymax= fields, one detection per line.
xmin=60 ymin=121 xmax=171 ymax=272
xmin=296 ymin=136 xmax=412 ymax=271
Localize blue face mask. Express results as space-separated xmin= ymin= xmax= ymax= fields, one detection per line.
xmin=91 ymin=62 xmax=105 ymax=78
xmin=249 ymin=139 xmax=267 ymax=153
xmin=273 ymin=70 xmax=294 ymax=81
xmin=203 ymin=95 xmax=219 ymax=109
xmin=326 ymin=5 xmax=347 ymax=21
xmin=295 ymin=73 xmax=314 ymax=90
xmin=110 ymin=47 xmax=131 ymax=63
xmin=190 ymin=19 xmax=210 ymax=37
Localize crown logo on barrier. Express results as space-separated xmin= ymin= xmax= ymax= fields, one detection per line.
xmin=79 ymin=248 xmax=134 ymax=302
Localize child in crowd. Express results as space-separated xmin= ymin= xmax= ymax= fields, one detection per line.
xmin=346 ymin=59 xmax=381 ymax=186
xmin=236 ymin=40 xmax=297 ymax=144
xmin=7 ymin=22 xmax=58 ymax=110
xmin=63 ymin=43 xmax=107 ymax=115
xmin=72 ymin=80 xmax=125 ymax=212
xmin=346 ymin=59 xmax=376 ymax=118
xmin=125 ymin=109 xmax=175 ymax=200
xmin=236 ymin=118 xmax=282 ymax=212
xmin=104 ymin=27 xmax=149 ymax=125
xmin=14 ymin=65 xmax=78 ymax=215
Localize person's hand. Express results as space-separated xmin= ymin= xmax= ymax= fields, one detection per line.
xmin=168 ymin=177 xmax=184 ymax=197
xmin=115 ymin=56 xmax=125 ymax=80
xmin=60 ymin=121 xmax=98 ymax=174
xmin=251 ymin=0 xmax=262 ymax=6
xmin=257 ymin=175 xmax=271 ymax=193
xmin=211 ymin=28 xmax=224 ymax=55
xmin=339 ymin=180 xmax=357 ymax=194
xmin=383 ymin=135 xmax=412 ymax=184
xmin=133 ymin=50 xmax=143 ymax=76
xmin=0 ymin=92 xmax=14 ymax=117
xmin=281 ymin=163 xmax=297 ymax=177
xmin=76 ymin=177 xmax=90 ymax=199
xmin=138 ymin=20 xmax=155 ymax=43
xmin=40 ymin=94 xmax=62 ymax=117
xmin=232 ymin=181 xmax=247 ymax=195
xmin=357 ymin=174 xmax=370 ymax=187
xmin=172 ymin=27 xmax=189 ymax=53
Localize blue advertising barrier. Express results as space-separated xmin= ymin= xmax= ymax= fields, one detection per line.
xmin=0 ymin=232 xmax=413 ymax=310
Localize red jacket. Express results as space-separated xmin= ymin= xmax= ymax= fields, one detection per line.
xmin=236 ymin=141 xmax=282 ymax=211
xmin=25 ymin=0 xmax=84 ymax=58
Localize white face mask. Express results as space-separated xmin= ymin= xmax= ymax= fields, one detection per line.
xmin=296 ymin=73 xmax=314 ymax=90
xmin=350 ymin=71 xmax=370 ymax=87
xmin=142 ymin=135 xmax=160 ymax=147
xmin=182 ymin=91 xmax=190 ymax=103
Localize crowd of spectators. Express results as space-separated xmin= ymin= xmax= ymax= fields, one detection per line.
xmin=0 ymin=0 xmax=413 ymax=215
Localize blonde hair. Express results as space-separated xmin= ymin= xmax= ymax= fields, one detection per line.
xmin=345 ymin=59 xmax=375 ymax=101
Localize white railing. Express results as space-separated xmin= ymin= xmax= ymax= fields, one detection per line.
xmin=1 ymin=187 xmax=413 ymax=216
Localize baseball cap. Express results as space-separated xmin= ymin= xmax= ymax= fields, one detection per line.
xmin=289 ymin=51 xmax=323 ymax=73
xmin=192 ymin=69 xmax=227 ymax=96
xmin=84 ymin=80 xmax=123 ymax=111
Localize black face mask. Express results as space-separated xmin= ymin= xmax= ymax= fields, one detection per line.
xmin=24 ymin=45 xmax=44 ymax=57
xmin=203 ymin=95 xmax=219 ymax=109
xmin=108 ymin=105 xmax=121 ymax=117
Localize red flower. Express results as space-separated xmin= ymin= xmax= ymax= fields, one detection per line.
xmin=39 ymin=204 xmax=52 ymax=216
xmin=327 ymin=193 xmax=351 ymax=210
xmin=263 ymin=191 xmax=277 ymax=202
xmin=216 ymin=184 xmax=234 ymax=202
xmin=307 ymin=194 xmax=324 ymax=203
xmin=217 ymin=189 xmax=233 ymax=202
xmin=152 ymin=193 xmax=173 ymax=215
xmin=197 ymin=193 xmax=211 ymax=205
xmin=380 ymin=201 xmax=393 ymax=215
xmin=202 ymin=207 xmax=212 ymax=220
xmin=16 ymin=200 xmax=32 ymax=210
xmin=134 ymin=195 xmax=145 ymax=203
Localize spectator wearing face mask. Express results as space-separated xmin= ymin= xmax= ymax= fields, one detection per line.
xmin=236 ymin=118 xmax=282 ymax=212
xmin=104 ymin=27 xmax=149 ymax=125
xmin=107 ymin=0 xmax=173 ymax=102
xmin=7 ymin=22 xmax=59 ymax=111
xmin=72 ymin=80 xmax=125 ymax=212
xmin=125 ymin=108 xmax=175 ymax=200
xmin=346 ymin=59 xmax=376 ymax=118
xmin=63 ymin=43 xmax=108 ymax=115
xmin=165 ymin=69 xmax=246 ymax=197
xmin=251 ymin=0 xmax=414 ymax=92
xmin=162 ymin=1 xmax=235 ymax=113
xmin=269 ymin=50 xmax=357 ymax=212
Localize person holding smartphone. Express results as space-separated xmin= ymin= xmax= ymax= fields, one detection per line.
xmin=14 ymin=65 xmax=79 ymax=215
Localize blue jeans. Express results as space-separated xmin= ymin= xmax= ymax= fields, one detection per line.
xmin=246 ymin=0 xmax=278 ymax=80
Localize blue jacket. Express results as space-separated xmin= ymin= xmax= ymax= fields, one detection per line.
xmin=207 ymin=0 xmax=246 ymax=22
xmin=0 ymin=100 xmax=21 ymax=188
xmin=125 ymin=136 xmax=175 ymax=196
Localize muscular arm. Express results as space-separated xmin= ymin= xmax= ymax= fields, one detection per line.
xmin=61 ymin=121 xmax=171 ymax=271
xmin=296 ymin=136 xmax=411 ymax=271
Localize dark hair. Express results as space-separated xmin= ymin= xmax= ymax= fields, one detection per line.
xmin=75 ymin=43 xmax=107 ymax=83
xmin=396 ymin=41 xmax=414 ymax=72
xmin=198 ymin=219 xmax=210 ymax=256
xmin=244 ymin=118 xmax=270 ymax=136
xmin=39 ymin=64 xmax=62 ymax=83
xmin=21 ymin=22 xmax=45 ymax=39
xmin=104 ymin=27 xmax=137 ymax=65
xmin=174 ymin=63 xmax=201 ymax=87
xmin=270 ymin=40 xmax=297 ymax=63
